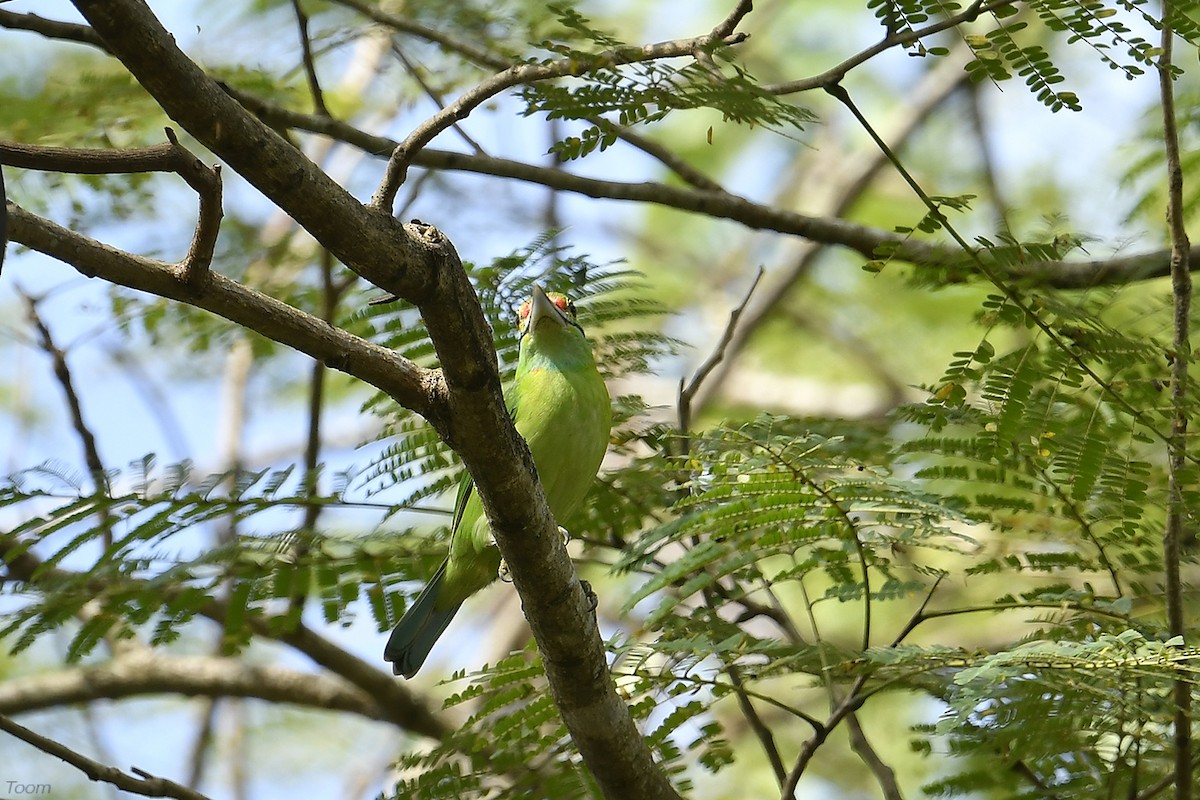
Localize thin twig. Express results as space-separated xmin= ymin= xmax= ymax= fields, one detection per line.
xmin=19 ymin=290 xmax=113 ymax=543
xmin=965 ymin=80 xmax=1011 ymax=231
xmin=726 ymin=657 xmax=789 ymax=787
xmin=587 ymin=117 xmax=724 ymax=192
xmin=691 ymin=45 xmax=972 ymax=414
xmin=391 ymin=42 xmax=484 ymax=154
xmin=677 ymin=266 xmax=765 ymax=441
xmin=290 ymin=0 xmax=329 ymax=116
xmin=0 ymin=713 xmax=215 ymax=800
xmin=1157 ymin=6 xmax=1193 ymax=797
xmin=823 ymin=81 xmax=1200 ymax=469
xmin=329 ymin=0 xmax=504 ymax=69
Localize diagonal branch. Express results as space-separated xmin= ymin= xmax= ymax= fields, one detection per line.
xmin=5 ymin=204 xmax=438 ymax=422
xmin=765 ymin=0 xmax=1017 ymax=94
xmin=289 ymin=0 xmax=329 ymax=116
xmin=369 ymin=10 xmax=751 ymax=209
xmin=0 ymin=713 xmax=214 ymax=800
xmin=19 ymin=291 xmax=116 ymax=548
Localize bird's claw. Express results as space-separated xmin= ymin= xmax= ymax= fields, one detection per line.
xmin=580 ymin=579 xmax=597 ymax=613
xmin=558 ymin=525 xmax=570 ymax=545
xmin=498 ymin=558 xmax=513 ymax=583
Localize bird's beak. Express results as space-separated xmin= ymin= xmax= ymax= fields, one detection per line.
xmin=527 ymin=284 xmax=565 ymax=330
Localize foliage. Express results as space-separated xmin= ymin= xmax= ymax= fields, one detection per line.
xmin=521 ymin=5 xmax=816 ymax=160
xmin=3 ymin=0 xmax=1200 ymax=798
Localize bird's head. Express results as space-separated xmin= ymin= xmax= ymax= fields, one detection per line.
xmin=517 ymin=284 xmax=583 ymax=339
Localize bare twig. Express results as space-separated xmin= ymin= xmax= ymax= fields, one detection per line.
xmin=965 ymin=81 xmax=1011 ymax=230
xmin=290 ymin=0 xmax=329 ymax=116
xmin=727 ymin=659 xmax=788 ymax=787
xmin=691 ymin=46 xmax=971 ymax=413
xmin=329 ymin=0 xmax=504 ymax=69
xmin=780 ymin=676 xmax=871 ymax=799
xmin=391 ymin=43 xmax=485 ymax=154
xmin=586 ymin=117 xmax=724 ymax=192
xmin=19 ymin=290 xmax=113 ymax=541
xmin=0 ymin=8 xmax=105 ymax=47
xmin=677 ymin=267 xmax=765 ymax=438
xmin=0 ymin=713 xmax=215 ymax=800
xmin=1157 ymin=8 xmax=1193 ymax=798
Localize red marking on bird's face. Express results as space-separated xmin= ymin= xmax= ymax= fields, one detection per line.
xmin=517 ymin=292 xmax=576 ymax=331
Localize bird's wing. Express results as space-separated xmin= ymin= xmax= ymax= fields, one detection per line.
xmin=447 ymin=387 xmax=521 ymax=533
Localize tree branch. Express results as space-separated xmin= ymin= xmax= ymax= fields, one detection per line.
xmin=289 ymin=0 xmax=329 ymax=117
xmin=61 ymin=4 xmax=687 ymax=795
xmin=0 ymin=8 xmax=105 ymax=47
xmin=5 ymin=6 xmax=1198 ymax=290
xmin=369 ymin=9 xmax=751 ymax=209
xmin=5 ymin=204 xmax=437 ymax=422
xmin=765 ymin=0 xmax=1016 ymax=94
xmin=1157 ymin=6 xmax=1193 ymax=797
xmin=0 ymin=531 xmax=450 ymax=742
xmin=0 ymin=133 xmax=222 ymax=279
xmin=0 ymin=713 xmax=215 ymax=800
xmin=225 ymin=85 xmax=1200 ymax=289
xmin=0 ymin=650 xmax=391 ymax=723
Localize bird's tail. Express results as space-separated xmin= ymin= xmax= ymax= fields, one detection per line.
xmin=384 ymin=561 xmax=462 ymax=678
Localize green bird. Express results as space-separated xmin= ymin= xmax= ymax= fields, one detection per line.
xmin=384 ymin=285 xmax=612 ymax=678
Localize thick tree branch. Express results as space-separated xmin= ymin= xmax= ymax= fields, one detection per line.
xmin=28 ymin=4 xmax=683 ymax=795
xmin=0 ymin=650 xmax=390 ymax=723
xmin=5 ymin=204 xmax=437 ymax=422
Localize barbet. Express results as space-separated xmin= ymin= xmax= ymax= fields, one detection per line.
xmin=384 ymin=285 xmax=611 ymax=678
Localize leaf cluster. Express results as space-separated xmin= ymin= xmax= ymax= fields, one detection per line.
xmin=520 ymin=5 xmax=814 ymax=161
